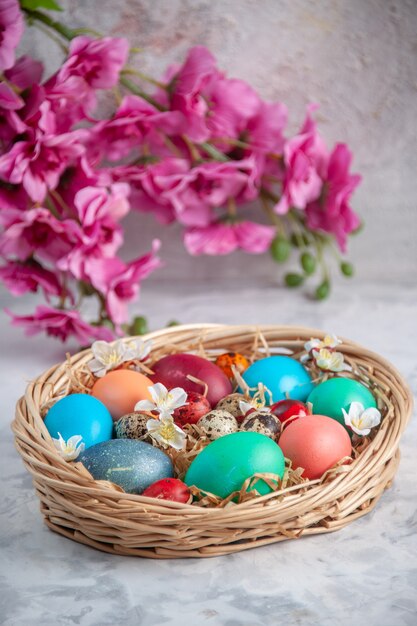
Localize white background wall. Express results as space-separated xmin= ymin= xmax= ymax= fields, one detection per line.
xmin=21 ymin=0 xmax=417 ymax=287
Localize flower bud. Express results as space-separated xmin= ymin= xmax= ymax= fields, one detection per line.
xmin=315 ymin=280 xmax=330 ymax=300
xmin=270 ymin=235 xmax=290 ymax=263
xmin=130 ymin=315 xmax=149 ymax=335
xmin=340 ymin=261 xmax=354 ymax=277
xmin=285 ymin=273 xmax=304 ymax=287
xmin=300 ymin=252 xmax=316 ymax=275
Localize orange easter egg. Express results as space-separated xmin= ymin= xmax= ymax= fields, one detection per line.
xmin=215 ymin=352 xmax=249 ymax=380
xmin=279 ymin=414 xmax=352 ymax=480
xmin=92 ymin=369 xmax=153 ymax=421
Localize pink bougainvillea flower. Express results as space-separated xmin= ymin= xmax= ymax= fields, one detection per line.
xmin=0 ymin=207 xmax=82 ymax=262
xmin=275 ymin=104 xmax=328 ymax=215
xmin=91 ymin=95 xmax=183 ymax=161
xmin=0 ymin=261 xmax=62 ymax=297
xmin=306 ymin=143 xmax=361 ymax=252
xmin=0 ymin=0 xmax=23 ymax=71
xmin=4 ymin=55 xmax=43 ymax=89
xmin=184 ymin=220 xmax=275 ymax=255
xmin=59 ymin=36 xmax=129 ymax=89
xmin=87 ymin=240 xmax=161 ymax=325
xmin=6 ymin=305 xmax=114 ymax=343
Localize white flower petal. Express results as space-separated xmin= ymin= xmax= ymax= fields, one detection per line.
xmin=168 ymin=387 xmax=188 ymax=409
xmin=362 ymin=407 xmax=382 ymax=428
xmin=135 ymin=399 xmax=156 ymax=412
xmin=146 ymin=418 xmax=162 ymax=432
xmin=149 ymin=382 xmax=169 ymax=404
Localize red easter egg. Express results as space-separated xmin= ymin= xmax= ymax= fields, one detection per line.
xmin=173 ymin=391 xmax=211 ymax=426
xmin=142 ymin=478 xmax=191 ymax=503
xmin=152 ymin=353 xmax=232 ymax=407
xmin=270 ymin=399 xmax=311 ymax=424
xmin=279 ymin=414 xmax=352 ymax=479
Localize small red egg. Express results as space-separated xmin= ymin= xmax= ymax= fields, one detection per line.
xmin=142 ymin=478 xmax=191 ymax=503
xmin=173 ymin=391 xmax=211 ymax=426
xmin=215 ymin=352 xmax=249 ymax=380
xmin=92 ymin=369 xmax=153 ymax=421
xmin=152 ymin=353 xmax=232 ymax=407
xmin=270 ymin=399 xmax=311 ymax=424
xmin=279 ymin=414 xmax=352 ymax=479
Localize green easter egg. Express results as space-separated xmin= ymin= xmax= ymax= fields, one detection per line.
xmin=184 ymin=431 xmax=285 ymax=500
xmin=307 ymin=377 xmax=377 ymax=427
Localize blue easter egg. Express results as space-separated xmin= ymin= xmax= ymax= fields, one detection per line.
xmin=78 ymin=439 xmax=174 ymax=494
xmin=44 ymin=393 xmax=113 ymax=449
xmin=241 ymin=356 xmax=314 ymax=404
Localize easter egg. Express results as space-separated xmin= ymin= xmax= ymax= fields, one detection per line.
xmin=241 ymin=356 xmax=314 ymax=404
xmin=185 ymin=431 xmax=285 ymax=499
xmin=115 ymin=412 xmax=151 ymax=440
xmin=215 ymin=393 xmax=246 ymax=419
xmin=78 ymin=439 xmax=173 ymax=494
xmin=279 ymin=414 xmax=352 ymax=479
xmin=142 ymin=478 xmax=191 ymax=503
xmin=172 ymin=391 xmax=211 ymax=426
xmin=44 ymin=393 xmax=113 ymax=450
xmin=215 ymin=352 xmax=249 ymax=379
xmin=197 ymin=410 xmax=238 ymax=440
xmin=241 ymin=412 xmax=281 ymax=439
xmin=92 ymin=369 xmax=153 ymax=421
xmin=270 ymin=399 xmax=311 ymax=424
xmin=307 ymin=378 xmax=377 ymax=428
xmin=152 ymin=353 xmax=232 ymax=407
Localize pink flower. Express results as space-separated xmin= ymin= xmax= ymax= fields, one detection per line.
xmin=306 ymin=143 xmax=361 ymax=252
xmin=0 ymin=261 xmax=62 ymax=297
xmin=59 ymin=36 xmax=129 ymax=89
xmin=5 ymin=55 xmax=43 ymax=89
xmin=246 ymin=101 xmax=287 ymax=154
xmin=0 ymin=0 xmax=23 ymax=71
xmin=184 ymin=220 xmax=275 ymax=255
xmin=0 ymin=207 xmax=81 ymax=262
xmin=91 ymin=95 xmax=183 ymax=161
xmin=6 ymin=305 xmax=114 ymax=343
xmin=87 ymin=240 xmax=161 ymax=325
xmin=45 ymin=74 xmax=97 ymax=131
xmin=205 ymin=77 xmax=260 ymax=139
xmin=275 ymin=105 xmax=328 ymax=215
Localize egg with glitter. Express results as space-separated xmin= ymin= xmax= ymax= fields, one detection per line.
xmin=44 ymin=393 xmax=113 ymax=450
xmin=307 ymin=378 xmax=377 ymax=428
xmin=92 ymin=369 xmax=153 ymax=421
xmin=279 ymin=414 xmax=352 ymax=479
xmin=185 ymin=432 xmax=285 ymax=499
xmin=215 ymin=393 xmax=247 ymax=420
xmin=115 ymin=412 xmax=151 ymax=440
xmin=241 ymin=412 xmax=281 ymax=439
xmin=197 ymin=410 xmax=238 ymax=440
xmin=172 ymin=391 xmax=211 ymax=426
xmin=241 ymin=356 xmax=314 ymax=404
xmin=151 ymin=353 xmax=232 ymax=407
xmin=215 ymin=352 xmax=249 ymax=379
xmin=78 ymin=439 xmax=174 ymax=494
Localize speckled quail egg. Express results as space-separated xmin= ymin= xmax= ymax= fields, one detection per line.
xmin=215 ymin=393 xmax=246 ymax=419
xmin=115 ymin=412 xmax=152 ymax=440
xmin=197 ymin=410 xmax=238 ymax=440
xmin=240 ymin=412 xmax=281 ymax=439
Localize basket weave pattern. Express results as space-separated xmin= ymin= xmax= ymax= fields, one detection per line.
xmin=12 ymin=324 xmax=413 ymax=558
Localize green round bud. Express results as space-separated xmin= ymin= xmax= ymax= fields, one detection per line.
xmin=285 ymin=272 xmax=304 ymax=288
xmin=130 ymin=315 xmax=149 ymax=336
xmin=300 ymin=252 xmax=316 ymax=275
xmin=166 ymin=320 xmax=180 ymax=327
xmin=340 ymin=261 xmax=354 ymax=277
xmin=270 ymin=235 xmax=291 ymax=263
xmin=315 ymin=280 xmax=330 ymax=300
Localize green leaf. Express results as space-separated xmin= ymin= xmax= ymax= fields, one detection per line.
xmin=270 ymin=235 xmax=291 ymax=263
xmin=300 ymin=252 xmax=316 ymax=275
xmin=20 ymin=0 xmax=63 ymax=11
xmin=315 ymin=280 xmax=330 ymax=300
xmin=284 ymin=272 xmax=304 ymax=288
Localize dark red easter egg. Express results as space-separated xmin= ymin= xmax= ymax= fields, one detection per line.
xmin=142 ymin=478 xmax=191 ymax=503
xmin=151 ymin=353 xmax=232 ymax=407
xmin=173 ymin=391 xmax=211 ymax=426
xmin=270 ymin=399 xmax=311 ymax=424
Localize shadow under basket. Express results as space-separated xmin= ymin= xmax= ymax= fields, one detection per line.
xmin=12 ymin=324 xmax=413 ymax=559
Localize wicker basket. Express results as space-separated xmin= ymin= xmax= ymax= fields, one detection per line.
xmin=12 ymin=324 xmax=413 ymax=558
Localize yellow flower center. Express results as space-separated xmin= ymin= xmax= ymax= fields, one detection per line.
xmin=103 ymin=350 xmax=121 ymax=365
xmin=159 ymin=421 xmax=176 ymax=441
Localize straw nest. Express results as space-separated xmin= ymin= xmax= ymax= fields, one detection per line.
xmin=12 ymin=324 xmax=413 ymax=558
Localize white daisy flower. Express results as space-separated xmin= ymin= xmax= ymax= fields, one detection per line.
xmin=89 ymin=338 xmax=152 ymax=377
xmin=135 ymin=382 xmax=187 ymax=419
xmin=146 ymin=415 xmax=186 ymax=450
xmin=312 ymin=348 xmax=348 ymax=372
xmin=342 ymin=402 xmax=382 ymax=436
xmin=52 ymin=433 xmax=85 ymax=461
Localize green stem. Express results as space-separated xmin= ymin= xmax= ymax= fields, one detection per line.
xmin=23 ymin=8 xmax=76 ymax=40
xmin=199 ymin=142 xmax=229 ymax=162
xmin=119 ymin=76 xmax=165 ymax=110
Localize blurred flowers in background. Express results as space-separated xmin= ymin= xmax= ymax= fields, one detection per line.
xmin=0 ymin=0 xmax=362 ymax=343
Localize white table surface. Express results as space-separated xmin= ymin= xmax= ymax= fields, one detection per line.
xmin=1 ymin=279 xmax=416 ymax=626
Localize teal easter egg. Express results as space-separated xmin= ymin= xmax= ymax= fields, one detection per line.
xmin=307 ymin=378 xmax=377 ymax=427
xmin=78 ymin=439 xmax=174 ymax=494
xmin=184 ymin=431 xmax=285 ymax=499
xmin=44 ymin=393 xmax=113 ymax=449
xmin=241 ymin=356 xmax=314 ymax=404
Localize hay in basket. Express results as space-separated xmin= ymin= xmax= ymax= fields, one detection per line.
xmin=12 ymin=324 xmax=413 ymax=558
